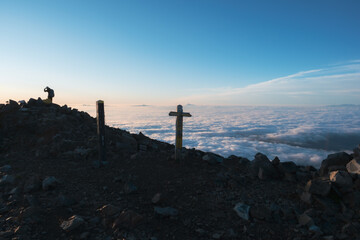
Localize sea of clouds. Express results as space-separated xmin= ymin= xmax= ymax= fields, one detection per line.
xmin=76 ymin=104 xmax=360 ymax=168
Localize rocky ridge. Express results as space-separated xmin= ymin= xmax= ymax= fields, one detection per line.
xmin=0 ymin=99 xmax=360 ymax=240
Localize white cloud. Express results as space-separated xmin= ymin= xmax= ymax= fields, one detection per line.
xmin=177 ymin=62 xmax=360 ymax=105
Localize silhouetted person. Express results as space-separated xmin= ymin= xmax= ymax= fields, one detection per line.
xmin=43 ymin=86 xmax=55 ymax=104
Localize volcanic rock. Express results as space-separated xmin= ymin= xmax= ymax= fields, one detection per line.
xmin=251 ymin=153 xmax=279 ymax=180
xmin=346 ymin=158 xmax=360 ymax=175
xmin=0 ymin=165 xmax=11 ymax=173
xmin=202 ymin=152 xmax=223 ymax=164
xmin=319 ymin=152 xmax=351 ymax=176
xmin=23 ymin=175 xmax=41 ymax=193
xmin=329 ymin=170 xmax=353 ymax=190
xmin=60 ymin=215 xmax=85 ymax=231
xmin=154 ymin=207 xmax=179 ymax=217
xmin=112 ymin=210 xmax=143 ymax=229
xmin=298 ymin=212 xmax=314 ymax=226
xmin=305 ymin=178 xmax=331 ymax=197
xmin=233 ymin=203 xmax=250 ymax=221
xmin=42 ymin=176 xmax=58 ymax=190
xmin=0 ymin=174 xmax=15 ymax=185
xmin=151 ymin=193 xmax=162 ymax=204
xmin=98 ymin=204 xmax=121 ymax=217
xmin=1 ymin=99 xmax=359 ymax=240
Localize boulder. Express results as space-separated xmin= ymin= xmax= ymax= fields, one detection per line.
xmin=278 ymin=161 xmax=298 ymax=174
xmin=341 ymin=222 xmax=360 ymax=237
xmin=60 ymin=215 xmax=85 ymax=231
xmin=319 ymin=152 xmax=351 ymax=176
xmin=112 ymin=210 xmax=143 ymax=229
xmin=42 ymin=176 xmax=58 ymax=191
xmin=305 ymin=178 xmax=331 ymax=197
xmin=0 ymin=165 xmax=11 ymax=173
xmin=19 ymin=206 xmax=44 ymax=223
xmin=272 ymin=156 xmax=280 ymax=166
xmin=154 ymin=207 xmax=178 ymax=217
xmin=249 ymin=205 xmax=271 ymax=221
xmin=56 ymin=194 xmax=77 ymax=207
xmin=301 ymin=192 xmax=312 ymax=204
xmin=202 ymin=153 xmax=224 ymax=164
xmin=346 ymin=158 xmax=360 ymax=175
xmin=298 ymin=213 xmax=314 ymax=226
xmin=24 ymin=175 xmax=41 ymax=193
xmin=233 ymin=203 xmax=250 ymax=221
xmin=98 ymin=204 xmax=121 ymax=217
xmin=151 ymin=193 xmax=162 ymax=204
xmin=0 ymin=99 xmax=19 ymax=114
xmin=329 ymin=170 xmax=353 ymax=190
xmin=0 ymin=175 xmax=15 ymax=185
xmin=251 ymin=153 xmax=279 ymax=180
xmin=124 ymin=182 xmax=137 ymax=194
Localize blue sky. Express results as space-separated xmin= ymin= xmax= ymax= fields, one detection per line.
xmin=0 ymin=0 xmax=359 ymax=105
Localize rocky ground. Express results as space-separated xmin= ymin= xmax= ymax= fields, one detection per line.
xmin=0 ymin=99 xmax=360 ymax=240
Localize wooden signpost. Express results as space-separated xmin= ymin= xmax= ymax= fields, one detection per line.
xmin=169 ymin=105 xmax=191 ymax=161
xmin=96 ymin=100 xmax=106 ymax=165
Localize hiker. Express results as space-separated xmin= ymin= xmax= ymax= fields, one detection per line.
xmin=43 ymin=86 xmax=55 ymax=104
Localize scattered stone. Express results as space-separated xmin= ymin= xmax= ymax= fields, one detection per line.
xmin=272 ymin=156 xmax=280 ymax=166
xmin=238 ymin=157 xmax=250 ymax=166
xmin=298 ymin=213 xmax=314 ymax=226
xmin=0 ymin=174 xmax=15 ymax=185
xmin=233 ymin=203 xmax=250 ymax=221
xmin=80 ymin=232 xmax=90 ymax=239
xmin=0 ymin=230 xmax=13 ymax=238
xmin=42 ymin=176 xmax=58 ymax=191
xmin=57 ymin=194 xmax=77 ymax=207
xmin=320 ymin=152 xmax=351 ymax=176
xmin=300 ymin=191 xmax=312 ymax=204
xmin=154 ymin=207 xmax=178 ymax=217
xmin=24 ymin=175 xmax=42 ymax=193
xmin=195 ymin=228 xmax=206 ymax=236
xmin=305 ymin=178 xmax=331 ymax=197
xmin=309 ymin=225 xmax=322 ymax=235
xmin=0 ymin=165 xmax=11 ymax=173
xmin=20 ymin=206 xmax=43 ymax=223
xmin=329 ymin=170 xmax=353 ymax=190
xmin=123 ymin=182 xmax=137 ymax=194
xmin=202 ymin=152 xmax=224 ymax=164
xmin=112 ymin=210 xmax=143 ymax=229
xmin=0 ymin=205 xmax=9 ymax=214
xmin=60 ymin=215 xmax=85 ymax=231
xmin=212 ymin=232 xmax=223 ymax=239
xmin=341 ymin=222 xmax=360 ymax=236
xmin=24 ymin=194 xmax=40 ymax=206
xmin=98 ymin=204 xmax=121 ymax=217
xmin=249 ymin=204 xmax=271 ymax=221
xmin=346 ymin=158 xmax=360 ymax=175
xmin=278 ymin=161 xmax=298 ymax=173
xmin=151 ymin=193 xmax=162 ymax=204
xmin=252 ymin=153 xmax=279 ymax=180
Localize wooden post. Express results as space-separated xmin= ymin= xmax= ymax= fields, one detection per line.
xmin=97 ymin=100 xmax=106 ymax=165
xmin=169 ymin=105 xmax=191 ymax=161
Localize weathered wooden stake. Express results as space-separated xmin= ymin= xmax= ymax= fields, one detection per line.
xmin=97 ymin=100 xmax=106 ymax=165
xmin=169 ymin=105 xmax=191 ymax=161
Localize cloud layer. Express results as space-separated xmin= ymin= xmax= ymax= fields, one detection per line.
xmin=77 ymin=104 xmax=360 ymax=168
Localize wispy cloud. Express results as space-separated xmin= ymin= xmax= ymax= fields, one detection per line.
xmin=179 ymin=61 xmax=360 ymax=105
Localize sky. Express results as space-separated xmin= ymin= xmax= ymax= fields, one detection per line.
xmin=0 ymin=0 xmax=359 ymax=105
